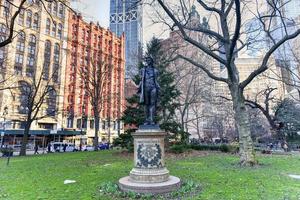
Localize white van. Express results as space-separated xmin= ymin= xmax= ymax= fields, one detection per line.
xmin=50 ymin=142 xmax=78 ymax=152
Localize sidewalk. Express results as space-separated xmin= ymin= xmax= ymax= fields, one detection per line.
xmin=0 ymin=150 xmax=47 ymax=157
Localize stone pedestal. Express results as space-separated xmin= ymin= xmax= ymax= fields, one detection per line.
xmin=119 ymin=128 xmax=181 ymax=194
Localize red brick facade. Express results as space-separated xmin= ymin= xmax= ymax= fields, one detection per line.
xmin=64 ymin=13 xmax=125 ymax=128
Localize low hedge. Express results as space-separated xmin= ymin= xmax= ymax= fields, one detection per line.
xmin=169 ymin=143 xmax=239 ymax=154
xmin=169 ymin=144 xmax=189 ymax=154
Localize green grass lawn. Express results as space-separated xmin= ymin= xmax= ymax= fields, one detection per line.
xmin=0 ymin=151 xmax=300 ymax=200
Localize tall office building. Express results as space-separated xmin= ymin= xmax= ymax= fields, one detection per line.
xmin=109 ymin=0 xmax=143 ymax=78
xmin=270 ymin=0 xmax=300 ymax=98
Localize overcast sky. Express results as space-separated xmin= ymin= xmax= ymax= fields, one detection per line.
xmin=71 ymin=0 xmax=110 ymax=28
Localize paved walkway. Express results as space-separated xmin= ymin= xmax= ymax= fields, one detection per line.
xmin=0 ymin=150 xmax=48 ymax=157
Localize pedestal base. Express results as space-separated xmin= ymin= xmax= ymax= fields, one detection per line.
xmin=118 ymin=128 xmax=181 ymax=194
xmin=119 ymin=176 xmax=181 ymax=194
xmin=130 ymin=167 xmax=169 ymax=183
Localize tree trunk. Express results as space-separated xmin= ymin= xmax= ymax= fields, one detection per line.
xmin=107 ymin=118 xmax=111 ymax=147
xmin=93 ymin=116 xmax=99 ymax=151
xmin=19 ymin=122 xmax=32 ymax=156
xmin=231 ymin=87 xmax=257 ymax=166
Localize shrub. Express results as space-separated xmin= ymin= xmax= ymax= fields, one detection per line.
xmin=190 ymin=144 xmax=219 ymax=151
xmin=220 ymin=144 xmax=229 ymax=152
xmin=189 ymin=144 xmax=239 ymax=153
xmin=112 ymin=131 xmax=133 ymax=152
xmin=169 ymin=144 xmax=189 ymax=154
xmin=0 ymin=147 xmax=13 ymax=157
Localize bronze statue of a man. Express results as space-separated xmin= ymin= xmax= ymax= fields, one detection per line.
xmin=138 ymin=56 xmax=160 ymax=125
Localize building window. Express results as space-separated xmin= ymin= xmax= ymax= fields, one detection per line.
xmin=0 ymin=24 xmax=7 ymax=67
xmin=102 ymin=121 xmax=105 ymax=130
xmin=26 ymin=10 xmax=32 ymax=28
xmin=67 ymin=116 xmax=73 ymax=128
xmin=57 ymin=23 xmax=63 ymax=39
xmin=53 ymin=43 xmax=60 ymax=82
xmin=32 ymin=13 xmax=39 ymax=30
xmin=43 ymin=40 xmax=51 ymax=80
xmin=77 ymin=119 xmax=82 ymax=129
xmin=46 ymin=88 xmax=57 ymax=116
xmin=15 ymin=53 xmax=24 ymax=65
xmin=16 ymin=32 xmax=25 ymax=52
xmin=47 ymin=2 xmax=51 ymax=13
xmin=3 ymin=0 xmax=11 ymax=17
xmin=46 ymin=18 xmax=50 ymax=35
xmin=18 ymin=81 xmax=31 ymax=114
xmin=18 ymin=9 xmax=24 ymax=25
xmin=53 ymin=1 xmax=58 ymax=16
xmin=58 ymin=3 xmax=64 ymax=18
xmin=90 ymin=120 xmax=94 ymax=129
xmin=15 ymin=32 xmax=25 ymax=75
xmin=51 ymin=21 xmax=56 ymax=37
xmin=26 ymin=34 xmax=37 ymax=77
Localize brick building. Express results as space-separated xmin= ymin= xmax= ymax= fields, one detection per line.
xmin=0 ymin=0 xmax=75 ymax=146
xmin=64 ymin=13 xmax=125 ymax=143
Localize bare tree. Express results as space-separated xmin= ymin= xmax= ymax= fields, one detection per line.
xmin=245 ymin=86 xmax=279 ymax=132
xmin=136 ymin=0 xmax=300 ymax=165
xmin=77 ymin=59 xmax=109 ymax=151
xmin=17 ymin=71 xmax=58 ymax=156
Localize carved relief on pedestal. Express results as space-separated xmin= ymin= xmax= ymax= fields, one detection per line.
xmin=136 ymin=143 xmax=162 ymax=168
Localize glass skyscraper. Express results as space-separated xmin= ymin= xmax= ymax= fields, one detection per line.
xmin=110 ymin=0 xmax=143 ymax=78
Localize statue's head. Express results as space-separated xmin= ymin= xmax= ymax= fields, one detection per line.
xmin=144 ymin=56 xmax=154 ymax=67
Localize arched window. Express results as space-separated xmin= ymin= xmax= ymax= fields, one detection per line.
xmin=47 ymin=2 xmax=51 ymax=13
xmin=18 ymin=9 xmax=24 ymax=25
xmin=16 ymin=31 xmax=25 ymax=52
xmin=53 ymin=1 xmax=58 ymax=16
xmin=46 ymin=88 xmax=57 ymax=116
xmin=0 ymin=24 xmax=7 ymax=69
xmin=43 ymin=40 xmax=51 ymax=79
xmin=58 ymin=3 xmax=64 ymax=18
xmin=26 ymin=34 xmax=37 ymax=77
xmin=57 ymin=23 xmax=63 ymax=39
xmin=33 ymin=13 xmax=39 ymax=30
xmin=26 ymin=10 xmax=32 ymax=28
xmin=51 ymin=21 xmax=56 ymax=37
xmin=53 ymin=43 xmax=60 ymax=82
xmin=54 ymin=43 xmax=60 ymax=63
xmin=18 ymin=81 xmax=31 ymax=114
xmin=46 ymin=18 xmax=50 ymax=35
xmin=3 ymin=0 xmax=11 ymax=17
xmin=15 ymin=32 xmax=25 ymax=75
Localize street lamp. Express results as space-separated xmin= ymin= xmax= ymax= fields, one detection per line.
xmin=79 ymin=104 xmax=86 ymax=151
xmin=1 ymin=106 xmax=8 ymax=148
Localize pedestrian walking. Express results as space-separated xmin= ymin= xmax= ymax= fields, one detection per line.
xmin=283 ymin=141 xmax=288 ymax=152
xmin=63 ymin=143 xmax=67 ymax=152
xmin=34 ymin=144 xmax=39 ymax=154
xmin=47 ymin=143 xmax=51 ymax=153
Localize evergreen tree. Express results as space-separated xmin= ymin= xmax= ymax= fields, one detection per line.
xmin=121 ymin=37 xmax=184 ymax=142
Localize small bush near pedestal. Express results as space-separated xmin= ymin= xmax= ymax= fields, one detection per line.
xmin=112 ymin=132 xmax=134 ymax=152
xmin=98 ymin=180 xmax=200 ymax=200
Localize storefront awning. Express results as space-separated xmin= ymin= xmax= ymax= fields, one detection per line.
xmin=0 ymin=129 xmax=85 ymax=136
